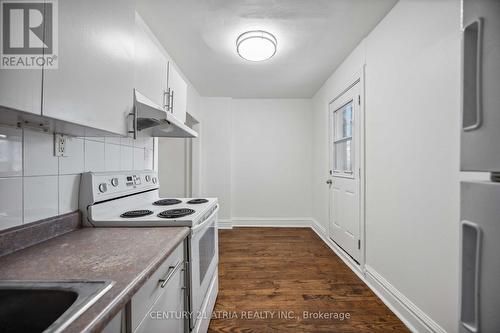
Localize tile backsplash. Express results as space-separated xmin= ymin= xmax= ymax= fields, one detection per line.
xmin=0 ymin=125 xmax=154 ymax=231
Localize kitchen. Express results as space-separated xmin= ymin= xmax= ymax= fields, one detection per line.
xmin=0 ymin=0 xmax=499 ymax=332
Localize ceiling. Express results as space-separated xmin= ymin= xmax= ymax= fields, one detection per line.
xmin=137 ymin=0 xmax=397 ymax=98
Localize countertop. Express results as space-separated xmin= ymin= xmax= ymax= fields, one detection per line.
xmin=0 ymin=226 xmax=190 ymax=332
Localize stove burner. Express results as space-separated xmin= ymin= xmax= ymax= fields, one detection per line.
xmin=187 ymin=199 xmax=209 ymax=204
xmin=153 ymin=199 xmax=182 ymax=206
xmin=158 ymin=208 xmax=195 ymax=219
xmin=120 ymin=210 xmax=153 ymax=218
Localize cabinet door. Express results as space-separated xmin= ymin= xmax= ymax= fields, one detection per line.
xmin=0 ymin=1 xmax=43 ymax=115
xmin=167 ymin=62 xmax=187 ymax=124
xmin=132 ymin=242 xmax=185 ymax=332
xmin=134 ymin=261 xmax=185 ymax=333
xmin=461 ymin=0 xmax=500 ymax=171
xmin=101 ymin=310 xmax=123 ymax=333
xmin=0 ymin=70 xmax=42 ymax=115
xmin=134 ymin=13 xmax=167 ymax=109
xmin=42 ymin=0 xmax=135 ymax=135
xmin=460 ymin=182 xmax=500 ymax=333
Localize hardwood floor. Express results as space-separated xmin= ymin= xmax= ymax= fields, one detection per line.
xmin=208 ymin=227 xmax=410 ymax=333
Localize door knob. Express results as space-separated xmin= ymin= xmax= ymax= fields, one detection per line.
xmin=326 ymin=180 xmax=332 ymax=185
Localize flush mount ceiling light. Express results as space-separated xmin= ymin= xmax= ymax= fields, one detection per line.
xmin=236 ymin=30 xmax=277 ymax=62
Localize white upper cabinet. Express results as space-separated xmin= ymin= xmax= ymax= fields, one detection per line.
xmin=0 ymin=2 xmax=44 ymax=115
xmin=461 ymin=0 xmax=500 ymax=171
xmin=0 ymin=70 xmax=42 ymax=116
xmin=167 ymin=63 xmax=187 ymax=124
xmin=134 ymin=13 xmax=168 ymax=109
xmin=134 ymin=13 xmax=188 ymax=125
xmin=42 ymin=0 xmax=135 ymax=136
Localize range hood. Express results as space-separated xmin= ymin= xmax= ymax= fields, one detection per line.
xmin=133 ymin=89 xmax=198 ymax=138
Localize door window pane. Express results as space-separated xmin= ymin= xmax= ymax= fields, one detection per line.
xmin=343 ymin=103 xmax=353 ymax=137
xmin=334 ymin=141 xmax=343 ymax=170
xmin=332 ymin=100 xmax=354 ymax=174
xmin=345 ymin=139 xmax=352 ymax=172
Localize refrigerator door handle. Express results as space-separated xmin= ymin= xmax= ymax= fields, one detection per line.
xmin=460 ymin=220 xmax=482 ymax=333
xmin=462 ymin=18 xmax=483 ymax=132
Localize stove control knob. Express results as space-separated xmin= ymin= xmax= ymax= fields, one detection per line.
xmin=98 ymin=183 xmax=107 ymax=193
xmin=145 ymin=175 xmax=151 ymax=182
xmin=111 ymin=178 xmax=119 ymax=187
xmin=152 ymin=177 xmax=157 ymax=184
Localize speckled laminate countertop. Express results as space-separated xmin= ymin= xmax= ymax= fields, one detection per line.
xmin=0 ymin=227 xmax=190 ymax=332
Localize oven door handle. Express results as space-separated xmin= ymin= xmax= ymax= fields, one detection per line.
xmin=191 ymin=205 xmax=219 ymax=234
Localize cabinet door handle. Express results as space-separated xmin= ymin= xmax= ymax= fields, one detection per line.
xmin=170 ymin=90 xmax=174 ymax=113
xmin=164 ymin=88 xmax=171 ymax=111
xmin=460 ymin=221 xmax=481 ymax=332
xmin=462 ymin=18 xmax=483 ymax=131
xmin=159 ymin=260 xmax=183 ymax=288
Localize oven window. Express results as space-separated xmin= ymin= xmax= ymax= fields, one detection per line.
xmin=198 ymin=221 xmax=215 ymax=285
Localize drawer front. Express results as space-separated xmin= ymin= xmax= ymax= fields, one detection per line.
xmin=134 ymin=263 xmax=185 ymax=333
xmin=131 ymin=241 xmax=184 ymax=331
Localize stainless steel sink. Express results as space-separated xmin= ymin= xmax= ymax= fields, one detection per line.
xmin=0 ymin=280 xmax=113 ymax=333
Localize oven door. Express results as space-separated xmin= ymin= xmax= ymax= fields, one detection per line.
xmin=189 ymin=205 xmax=219 ymax=329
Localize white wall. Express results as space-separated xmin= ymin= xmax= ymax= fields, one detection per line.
xmin=311 ymin=0 xmax=460 ymax=331
xmin=0 ymin=126 xmax=154 ymax=231
xmin=158 ymin=138 xmax=187 ymax=197
xmin=231 ymin=99 xmax=312 ymax=219
xmin=198 ymin=98 xmax=313 ymax=222
xmin=198 ymin=97 xmax=233 ymax=220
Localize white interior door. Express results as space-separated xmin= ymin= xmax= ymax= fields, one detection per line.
xmin=328 ymin=83 xmax=361 ymax=262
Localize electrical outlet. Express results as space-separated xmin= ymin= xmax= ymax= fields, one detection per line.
xmin=54 ymin=133 xmax=68 ymax=157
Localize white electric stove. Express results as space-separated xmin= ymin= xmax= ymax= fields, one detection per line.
xmin=79 ymin=171 xmax=219 ymax=333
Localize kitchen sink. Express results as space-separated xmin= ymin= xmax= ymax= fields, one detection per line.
xmin=0 ymin=280 xmax=113 ymax=333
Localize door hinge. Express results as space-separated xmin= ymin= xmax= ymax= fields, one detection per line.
xmin=358 ymin=95 xmax=361 ymax=105
xmin=358 ymin=239 xmax=361 ymax=249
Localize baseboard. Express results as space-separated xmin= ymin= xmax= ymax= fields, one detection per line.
xmin=230 ymin=217 xmax=312 ymax=228
xmin=217 ymin=219 xmax=233 ymax=229
xmin=364 ymin=265 xmax=446 ymax=333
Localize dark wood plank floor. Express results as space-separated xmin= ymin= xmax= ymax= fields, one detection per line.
xmin=208 ymin=227 xmax=410 ymax=333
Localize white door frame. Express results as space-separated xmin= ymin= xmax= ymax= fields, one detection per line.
xmin=327 ymin=66 xmax=366 ymax=270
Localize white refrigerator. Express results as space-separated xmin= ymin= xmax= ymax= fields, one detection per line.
xmin=460 ymin=0 xmax=500 ymax=332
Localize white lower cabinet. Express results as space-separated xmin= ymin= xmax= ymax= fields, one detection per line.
xmin=101 ymin=310 xmax=125 ymax=333
xmin=132 ymin=241 xmax=186 ymax=333
xmin=100 ymin=241 xmax=186 ymax=333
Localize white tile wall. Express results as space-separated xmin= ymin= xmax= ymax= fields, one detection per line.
xmin=133 ymin=147 xmax=145 ymax=170
xmin=59 ymin=137 xmax=84 ymax=175
xmin=120 ymin=145 xmax=134 ymax=171
xmin=0 ymin=127 xmax=154 ymax=231
xmin=59 ymin=174 xmax=81 ymax=215
xmin=24 ymin=130 xmax=58 ymax=176
xmin=0 ymin=177 xmax=22 ymax=229
xmin=0 ymin=126 xmax=22 ymax=177
xmin=84 ymin=139 xmax=105 ymax=172
xmin=24 ymin=176 xmax=59 ymax=223
xmin=145 ymin=149 xmax=154 ymax=170
xmin=105 ymin=136 xmax=121 ymax=145
xmin=105 ymin=143 xmax=121 ymax=171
